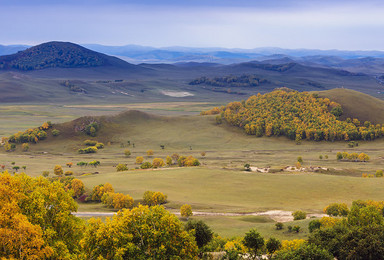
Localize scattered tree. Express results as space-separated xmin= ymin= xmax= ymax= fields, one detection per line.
xmin=152 ymin=158 xmax=164 ymax=168
xmin=53 ymin=165 xmax=63 ymax=176
xmin=180 ymin=204 xmax=193 ymax=219
xmin=275 ymin=222 xmax=284 ymax=230
xmin=116 ymin=163 xmax=128 ymax=172
xmin=136 ymin=156 xmax=144 ymax=164
xmin=140 ymin=162 xmax=152 ymax=169
xmin=292 ymin=210 xmax=307 ymax=220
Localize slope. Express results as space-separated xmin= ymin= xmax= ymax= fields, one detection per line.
xmin=316 ymin=88 xmax=384 ymax=124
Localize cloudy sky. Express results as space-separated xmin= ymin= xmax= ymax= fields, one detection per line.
xmin=0 ymin=0 xmax=383 ymax=50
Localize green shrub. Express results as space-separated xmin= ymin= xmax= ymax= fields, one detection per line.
xmin=292 ymin=210 xmax=307 ymax=220
xmin=293 ymin=225 xmax=301 ymax=233
xmin=376 ymin=170 xmax=384 ymax=177
xmin=275 ymin=222 xmax=283 ymax=230
xmin=140 ymin=162 xmax=153 ymax=169
xmin=52 ymin=129 xmax=60 ymax=136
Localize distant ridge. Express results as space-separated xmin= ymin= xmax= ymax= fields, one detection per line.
xmin=0 ymin=41 xmax=135 ymax=71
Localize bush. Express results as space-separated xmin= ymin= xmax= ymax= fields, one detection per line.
xmin=292 ymin=210 xmax=306 ymax=220
xmin=84 ymin=140 xmax=97 ymax=146
xmin=136 ymin=156 xmax=144 ymax=164
xmin=140 ymin=162 xmax=152 ymax=169
xmin=244 ymin=163 xmax=251 ymax=171
xmin=77 ymin=161 xmax=87 ymax=167
xmin=116 ymin=164 xmax=128 ymax=172
xmin=275 ymin=222 xmax=284 ymax=230
xmin=95 ymin=143 xmax=104 ymax=149
xmin=287 ymin=225 xmax=292 ymax=232
xmin=319 ymin=155 xmax=323 ymax=160
xmin=124 ymin=149 xmax=131 ymax=157
xmin=152 ymin=158 xmax=164 ymax=168
xmin=85 ymin=122 xmax=99 ymax=137
xmin=376 ymin=170 xmax=384 ymax=177
xmin=293 ymin=225 xmax=301 ymax=233
xmin=143 ymin=191 xmax=167 ymax=206
xmin=53 ymin=165 xmax=63 ymax=176
xmin=89 ymin=161 xmax=100 ymax=168
xmin=52 ymin=129 xmax=60 ymax=136
xmin=323 ymin=203 xmax=349 ymax=217
xmin=42 ymin=171 xmax=49 ymax=177
xmin=78 ymin=146 xmax=98 ymax=154
xmin=336 ymin=152 xmax=343 ymax=160
xmin=146 ymin=149 xmax=154 ymax=156
xmin=178 ymin=155 xmax=200 ymax=167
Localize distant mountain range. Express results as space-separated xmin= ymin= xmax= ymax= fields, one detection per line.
xmin=2 ymin=43 xmax=384 ymax=66
xmin=0 ymin=41 xmax=383 ymax=103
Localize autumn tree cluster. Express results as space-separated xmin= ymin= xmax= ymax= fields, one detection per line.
xmin=6 ymin=121 xmax=52 ymax=144
xmin=0 ymin=172 xmax=199 ymax=259
xmin=202 ymin=90 xmax=383 ymax=142
xmin=0 ymin=171 xmax=83 ymax=259
xmin=336 ymin=152 xmax=370 ymax=161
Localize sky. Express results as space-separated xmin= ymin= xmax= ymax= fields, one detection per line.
xmin=1 ymin=0 xmax=384 ymax=50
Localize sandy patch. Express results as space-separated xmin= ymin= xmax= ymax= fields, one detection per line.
xmin=160 ymin=90 xmax=194 ymax=97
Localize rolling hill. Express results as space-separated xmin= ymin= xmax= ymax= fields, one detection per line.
xmin=0 ymin=41 xmax=139 ymax=71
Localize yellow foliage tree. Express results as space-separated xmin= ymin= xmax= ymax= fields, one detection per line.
xmin=136 ymin=156 xmax=144 ymax=164
xmin=53 ymin=165 xmax=63 ymax=176
xmin=180 ymin=204 xmax=193 ymax=219
xmin=71 ymin=179 xmax=85 ymax=198
xmin=152 ymin=158 xmax=165 ymax=168
xmin=81 ymin=205 xmax=198 ymax=259
xmin=112 ymin=193 xmax=134 ymax=210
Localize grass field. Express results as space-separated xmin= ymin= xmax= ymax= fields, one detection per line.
xmin=2 ymin=98 xmax=384 ymax=239
xmin=77 ymin=168 xmax=384 ymax=213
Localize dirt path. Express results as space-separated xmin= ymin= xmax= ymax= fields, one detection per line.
xmin=73 ymin=210 xmax=326 ymax=222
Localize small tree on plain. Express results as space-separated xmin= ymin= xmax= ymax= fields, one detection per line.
xmin=53 ymin=165 xmax=63 ymax=176
xmin=180 ymin=204 xmax=193 ymax=220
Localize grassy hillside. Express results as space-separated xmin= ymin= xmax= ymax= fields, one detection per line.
xmin=316 ymin=88 xmax=384 ymax=124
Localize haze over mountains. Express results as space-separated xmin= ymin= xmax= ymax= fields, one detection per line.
xmin=0 ymin=41 xmax=384 ymax=103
